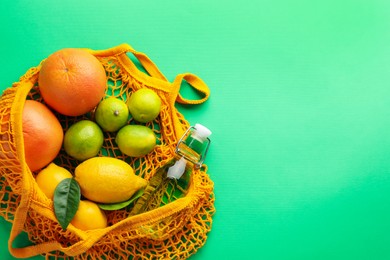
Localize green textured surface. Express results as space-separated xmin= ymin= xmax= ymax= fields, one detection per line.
xmin=2 ymin=0 xmax=390 ymax=259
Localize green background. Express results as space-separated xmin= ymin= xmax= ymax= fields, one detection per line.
xmin=1 ymin=0 xmax=390 ymax=259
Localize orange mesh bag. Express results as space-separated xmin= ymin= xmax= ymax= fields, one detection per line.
xmin=0 ymin=43 xmax=215 ymax=259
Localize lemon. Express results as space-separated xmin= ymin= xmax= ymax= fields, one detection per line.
xmin=70 ymin=200 xmax=107 ymax=230
xmin=35 ymin=163 xmax=73 ymax=199
xmin=74 ymin=157 xmax=147 ymax=204
xmin=115 ymin=125 xmax=156 ymax=157
xmin=64 ymin=120 xmax=104 ymax=161
xmin=95 ymin=97 xmax=129 ymax=132
xmin=127 ymin=88 xmax=161 ymax=123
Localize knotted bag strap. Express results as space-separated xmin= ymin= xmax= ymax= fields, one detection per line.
xmin=100 ymin=44 xmax=211 ymax=140
xmin=94 ymin=43 xmax=211 ymax=104
xmin=90 ymin=43 xmax=168 ymax=81
xmin=173 ymin=73 xmax=210 ymax=105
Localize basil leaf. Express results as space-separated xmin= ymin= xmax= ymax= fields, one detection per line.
xmin=53 ymin=178 xmax=81 ymax=230
xmin=98 ymin=188 xmax=144 ymax=211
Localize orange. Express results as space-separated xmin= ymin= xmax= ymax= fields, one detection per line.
xmin=38 ymin=48 xmax=107 ymax=116
xmin=22 ymin=100 xmax=64 ymax=171
xmin=35 ymin=163 xmax=73 ymax=199
xmin=70 ymin=200 xmax=107 ymax=230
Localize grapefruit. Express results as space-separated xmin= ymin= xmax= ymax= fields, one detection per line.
xmin=22 ymin=100 xmax=63 ymax=171
xmin=38 ymin=48 xmax=107 ymax=116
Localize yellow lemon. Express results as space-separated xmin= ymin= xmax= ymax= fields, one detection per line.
xmin=70 ymin=200 xmax=107 ymax=230
xmin=35 ymin=163 xmax=73 ymax=199
xmin=115 ymin=125 xmax=156 ymax=157
xmin=74 ymin=157 xmax=147 ymax=204
xmin=127 ymin=88 xmax=161 ymax=123
xmin=64 ymin=120 xmax=104 ymax=161
xmin=95 ymin=97 xmax=129 ymax=132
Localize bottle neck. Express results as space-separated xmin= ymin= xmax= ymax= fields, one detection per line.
xmin=191 ymin=131 xmax=206 ymax=143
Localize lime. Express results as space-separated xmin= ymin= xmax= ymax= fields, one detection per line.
xmin=64 ymin=120 xmax=104 ymax=161
xmin=95 ymin=97 xmax=129 ymax=132
xmin=127 ymin=89 xmax=161 ymax=123
xmin=115 ymin=125 xmax=156 ymax=157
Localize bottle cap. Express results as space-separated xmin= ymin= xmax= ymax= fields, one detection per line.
xmin=167 ymin=157 xmax=187 ymax=179
xmin=193 ymin=124 xmax=212 ymax=141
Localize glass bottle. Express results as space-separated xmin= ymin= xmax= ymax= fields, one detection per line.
xmin=129 ymin=124 xmax=212 ymax=215
xmin=167 ymin=124 xmax=212 ymax=179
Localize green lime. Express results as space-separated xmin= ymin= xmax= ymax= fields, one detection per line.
xmin=95 ymin=97 xmax=129 ymax=132
xmin=64 ymin=120 xmax=104 ymax=161
xmin=115 ymin=125 xmax=156 ymax=157
xmin=127 ymin=89 xmax=161 ymax=123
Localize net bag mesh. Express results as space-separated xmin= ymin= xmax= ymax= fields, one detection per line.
xmin=0 ymin=43 xmax=215 ymax=259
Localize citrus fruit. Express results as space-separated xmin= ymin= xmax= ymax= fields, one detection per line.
xmin=22 ymin=100 xmax=63 ymax=171
xmin=74 ymin=157 xmax=147 ymax=204
xmin=70 ymin=200 xmax=107 ymax=230
xmin=35 ymin=163 xmax=73 ymax=199
xmin=95 ymin=97 xmax=129 ymax=132
xmin=115 ymin=125 xmax=156 ymax=157
xmin=127 ymin=88 xmax=161 ymax=123
xmin=64 ymin=120 xmax=103 ymax=161
xmin=38 ymin=48 xmax=107 ymax=116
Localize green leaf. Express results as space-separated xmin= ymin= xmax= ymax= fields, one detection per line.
xmin=98 ymin=188 xmax=144 ymax=211
xmin=53 ymin=178 xmax=81 ymax=230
